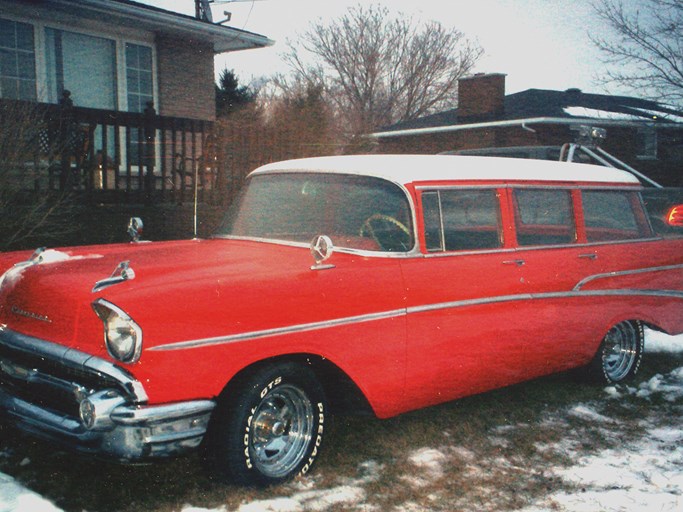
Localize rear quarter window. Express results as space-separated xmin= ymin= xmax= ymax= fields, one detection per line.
xmin=582 ymin=190 xmax=651 ymax=242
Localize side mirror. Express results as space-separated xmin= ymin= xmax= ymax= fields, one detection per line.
xmin=128 ymin=217 xmax=144 ymax=242
xmin=310 ymin=235 xmax=335 ymax=270
xmin=666 ymin=205 xmax=683 ymax=227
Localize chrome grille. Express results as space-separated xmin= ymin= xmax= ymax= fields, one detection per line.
xmin=0 ymin=328 xmax=147 ymax=421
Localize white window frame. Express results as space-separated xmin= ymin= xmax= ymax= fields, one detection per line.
xmin=0 ymin=13 xmax=159 ymax=112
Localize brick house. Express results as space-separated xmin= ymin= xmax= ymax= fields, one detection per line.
xmin=0 ymin=0 xmax=271 ymax=119
xmin=0 ymin=0 xmax=272 ymax=202
xmin=369 ymin=73 xmax=683 ymax=186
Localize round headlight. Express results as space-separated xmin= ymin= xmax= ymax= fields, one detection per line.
xmin=92 ymin=299 xmax=142 ymax=363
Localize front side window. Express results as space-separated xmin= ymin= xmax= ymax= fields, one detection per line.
xmin=514 ymin=189 xmax=576 ymax=246
xmin=582 ymin=190 xmax=650 ymax=242
xmin=0 ymin=18 xmax=36 ymax=100
xmin=219 ymin=173 xmax=414 ymax=252
xmin=422 ymin=189 xmax=502 ymax=252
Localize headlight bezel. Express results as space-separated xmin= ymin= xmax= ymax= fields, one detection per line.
xmin=92 ymin=299 xmax=142 ymax=364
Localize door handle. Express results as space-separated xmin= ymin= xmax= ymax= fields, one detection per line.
xmin=578 ymin=253 xmax=598 ymax=260
xmin=503 ymin=259 xmax=525 ymax=266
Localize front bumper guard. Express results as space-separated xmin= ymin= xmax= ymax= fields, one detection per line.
xmin=0 ymin=327 xmax=215 ymax=461
xmin=0 ymin=386 xmax=216 ymax=461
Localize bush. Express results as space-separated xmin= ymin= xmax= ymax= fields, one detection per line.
xmin=0 ymin=100 xmax=81 ymax=251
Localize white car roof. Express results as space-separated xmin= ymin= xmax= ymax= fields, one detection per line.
xmin=251 ymin=154 xmax=641 ymax=186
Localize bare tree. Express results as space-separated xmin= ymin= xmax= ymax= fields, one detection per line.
xmin=592 ymin=0 xmax=683 ymax=106
xmin=280 ymin=3 xmax=482 ymax=135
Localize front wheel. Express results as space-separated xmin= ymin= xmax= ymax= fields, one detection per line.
xmin=203 ymin=363 xmax=328 ymax=486
xmin=588 ymin=321 xmax=644 ymax=384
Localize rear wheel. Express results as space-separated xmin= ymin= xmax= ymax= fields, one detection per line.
xmin=588 ymin=321 xmax=644 ymax=384
xmin=203 ymin=363 xmax=328 ymax=486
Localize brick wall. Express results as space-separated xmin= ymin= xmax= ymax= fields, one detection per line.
xmin=458 ymin=73 xmax=506 ymax=119
xmin=156 ymin=35 xmax=215 ymax=121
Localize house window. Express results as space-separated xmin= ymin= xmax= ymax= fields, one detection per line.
xmin=636 ymin=127 xmax=657 ymax=160
xmin=126 ymin=43 xmax=154 ymax=113
xmin=0 ymin=18 xmax=36 ymax=100
xmin=45 ymin=28 xmax=117 ymax=109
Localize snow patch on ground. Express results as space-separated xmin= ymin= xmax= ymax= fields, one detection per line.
xmin=524 ymin=363 xmax=683 ymax=512
xmin=568 ymin=404 xmax=615 ymax=423
xmin=645 ymin=329 xmax=683 ymax=353
xmin=0 ymin=472 xmax=62 ymax=512
xmin=606 ymin=366 xmax=683 ymax=402
xmin=235 ymin=485 xmax=366 ymax=512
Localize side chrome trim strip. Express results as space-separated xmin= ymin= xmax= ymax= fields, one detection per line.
xmin=149 ymin=308 xmax=407 ymax=351
xmin=574 ymin=263 xmax=683 ymax=291
xmin=150 ymin=287 xmax=683 ymax=352
xmin=407 ymin=289 xmax=683 ymax=315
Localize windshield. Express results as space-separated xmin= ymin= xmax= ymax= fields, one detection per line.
xmin=217 ymin=172 xmax=415 ymax=252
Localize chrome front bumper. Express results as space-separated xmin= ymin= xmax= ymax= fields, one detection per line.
xmin=0 ymin=327 xmax=215 ymax=461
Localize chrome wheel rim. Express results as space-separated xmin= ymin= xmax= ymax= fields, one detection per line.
xmin=250 ymin=384 xmax=314 ymax=478
xmin=603 ymin=323 xmax=638 ymax=382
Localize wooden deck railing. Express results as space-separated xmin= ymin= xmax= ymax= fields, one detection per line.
xmin=3 ymin=94 xmax=218 ymax=205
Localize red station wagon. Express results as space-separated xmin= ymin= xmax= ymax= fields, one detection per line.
xmin=0 ymin=154 xmax=682 ymax=486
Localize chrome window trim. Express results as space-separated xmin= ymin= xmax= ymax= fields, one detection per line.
xmin=415 ymin=184 xmax=643 ymax=192
xmin=0 ymin=327 xmax=148 ymax=402
xmin=419 ymin=187 xmax=505 ymax=253
xmin=211 ymin=235 xmax=423 ymax=259
xmin=415 ymin=184 xmax=502 ymax=191
xmin=423 ymin=247 xmax=518 ymax=258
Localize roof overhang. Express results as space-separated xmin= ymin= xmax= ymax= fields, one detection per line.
xmin=33 ymin=0 xmax=273 ymax=53
xmin=368 ymin=117 xmax=683 ymax=139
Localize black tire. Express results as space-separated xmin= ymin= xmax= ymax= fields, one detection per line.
xmin=587 ymin=320 xmax=644 ymax=384
xmin=203 ymin=362 xmax=328 ymax=486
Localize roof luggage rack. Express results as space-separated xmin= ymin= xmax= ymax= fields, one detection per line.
xmin=560 ymin=126 xmax=663 ymax=188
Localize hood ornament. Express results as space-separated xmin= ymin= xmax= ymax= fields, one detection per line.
xmin=92 ymin=261 xmax=136 ymax=293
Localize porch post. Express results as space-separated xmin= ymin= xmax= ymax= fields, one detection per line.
xmin=144 ymin=101 xmax=156 ymax=204
xmin=58 ymin=90 xmax=75 ymax=190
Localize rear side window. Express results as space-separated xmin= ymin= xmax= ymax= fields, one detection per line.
xmin=422 ymin=189 xmax=502 ymax=252
xmin=582 ymin=190 xmax=650 ymax=242
xmin=514 ymin=189 xmax=576 ymax=246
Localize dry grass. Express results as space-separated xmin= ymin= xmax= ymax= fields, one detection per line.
xmin=1 ymin=352 xmax=681 ymax=512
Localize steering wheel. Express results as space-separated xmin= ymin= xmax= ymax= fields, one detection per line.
xmin=359 ymin=213 xmax=411 ymax=250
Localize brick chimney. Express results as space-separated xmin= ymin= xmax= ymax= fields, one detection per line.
xmin=457 ymin=73 xmax=506 ymax=119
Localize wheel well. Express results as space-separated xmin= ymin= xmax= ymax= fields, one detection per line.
xmin=219 ymin=354 xmax=375 ymax=417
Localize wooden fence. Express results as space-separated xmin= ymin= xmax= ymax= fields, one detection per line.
xmin=2 ymin=95 xmax=339 ymax=208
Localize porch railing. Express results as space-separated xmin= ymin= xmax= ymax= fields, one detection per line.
xmin=4 ymin=93 xmax=219 ymax=205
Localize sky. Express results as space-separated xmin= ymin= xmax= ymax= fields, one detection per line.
xmin=143 ymin=0 xmax=614 ymax=96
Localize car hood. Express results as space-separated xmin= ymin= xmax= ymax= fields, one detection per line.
xmin=0 ymin=238 xmax=317 ymax=351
